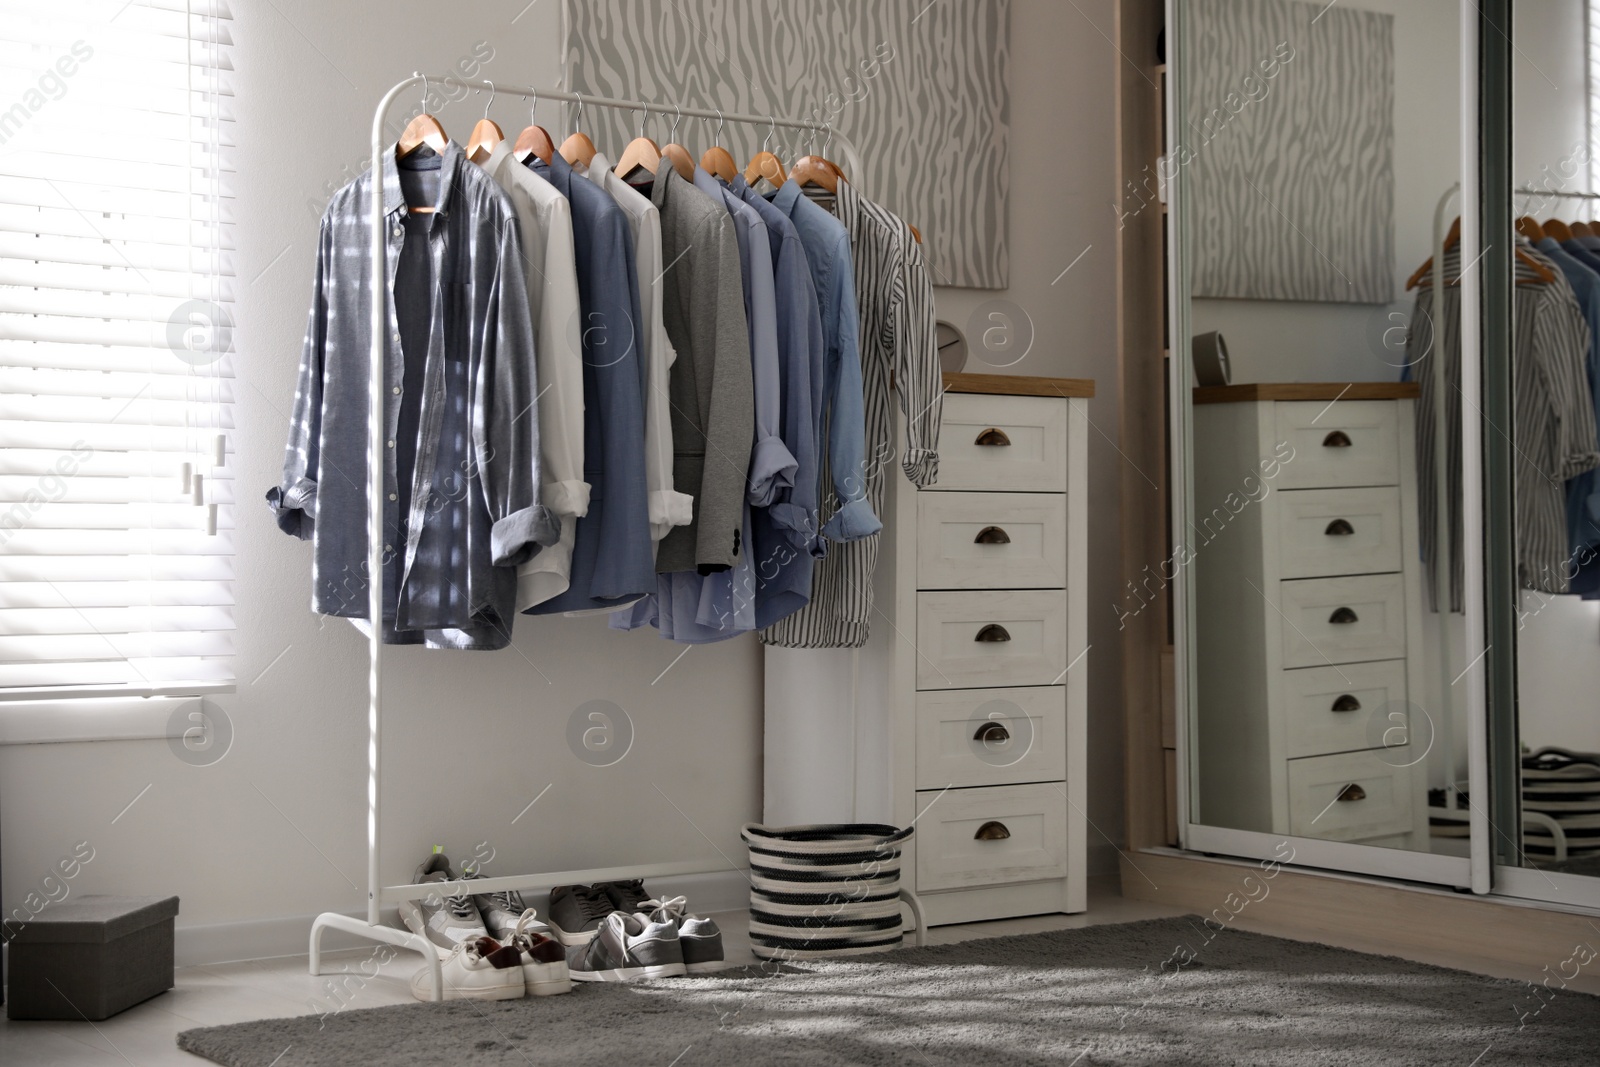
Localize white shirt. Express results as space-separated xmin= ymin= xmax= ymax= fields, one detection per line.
xmin=576 ymin=152 xmax=694 ymax=546
xmin=476 ymin=141 xmax=588 ymax=609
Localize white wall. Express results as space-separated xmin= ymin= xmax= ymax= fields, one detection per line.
xmin=0 ymin=0 xmax=1125 ymax=962
xmin=1189 ymin=0 xmax=1462 ymax=385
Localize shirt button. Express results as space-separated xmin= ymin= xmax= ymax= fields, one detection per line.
xmin=392 ymin=225 xmax=402 ymax=237
xmin=388 ymin=493 xmax=398 ymax=502
xmin=384 ymin=543 xmax=392 ymax=552
xmin=387 ymin=439 xmax=395 ymax=448
xmin=392 ymin=332 xmax=402 ymax=344
xmin=392 ymin=386 xmax=401 ymax=395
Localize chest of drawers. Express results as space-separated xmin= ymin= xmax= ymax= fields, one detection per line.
xmin=875 ymin=375 xmax=1092 ymax=926
xmin=1191 ymin=387 xmax=1429 ymax=850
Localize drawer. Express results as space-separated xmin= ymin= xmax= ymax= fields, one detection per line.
xmin=1276 ymin=487 xmax=1404 ymax=579
xmin=1282 ymin=660 xmax=1409 ymax=759
xmin=915 ymin=687 xmax=1067 ymax=789
xmin=1287 ymin=749 xmax=1416 ymax=843
xmin=929 ymin=393 xmax=1068 ymax=493
xmin=916 ymin=591 xmax=1068 ymax=690
xmin=1278 ymin=574 xmax=1406 ymax=669
xmin=916 ymin=492 xmax=1067 ymax=590
xmin=914 ymin=783 xmax=1069 ymax=891
xmin=1273 ymin=400 xmax=1400 ymax=489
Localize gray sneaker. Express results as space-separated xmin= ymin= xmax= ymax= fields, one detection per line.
xmin=397 ymin=852 xmax=489 ymax=958
xmin=462 ymin=873 xmax=529 ymax=943
xmin=547 ymin=884 xmax=615 ymax=946
xmin=569 ymin=911 xmax=686 ymax=981
xmin=641 ymin=895 xmax=723 ymax=975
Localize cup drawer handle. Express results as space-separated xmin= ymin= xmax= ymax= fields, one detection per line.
xmin=975 ymin=820 xmax=1011 ymax=840
xmin=974 ymin=427 xmax=1012 ymax=447
xmin=1336 ymin=784 xmax=1367 ymax=803
xmin=1323 ymin=430 xmax=1353 ymax=448
xmin=1331 ymin=694 xmax=1362 ymax=712
xmin=975 ymin=624 xmax=1012 ymax=643
xmin=974 ymin=526 xmax=1012 ymax=545
xmin=1324 ymin=519 xmax=1355 ymax=536
xmin=973 ymin=721 xmax=1011 ymax=743
xmin=1328 ymin=607 xmax=1359 ymax=625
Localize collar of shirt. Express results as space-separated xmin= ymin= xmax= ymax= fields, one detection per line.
xmin=381 ymin=140 xmax=465 ymax=220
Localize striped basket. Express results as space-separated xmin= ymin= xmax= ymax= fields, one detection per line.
xmin=1522 ymin=747 xmax=1600 ymax=861
xmin=740 ymin=822 xmax=915 ymax=960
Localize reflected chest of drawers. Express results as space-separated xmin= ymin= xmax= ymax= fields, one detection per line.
xmin=880 ymin=373 xmax=1092 ymax=925
xmin=1192 ymin=384 xmax=1429 ymax=850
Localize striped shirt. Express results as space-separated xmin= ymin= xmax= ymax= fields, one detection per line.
xmin=1409 ymin=241 xmax=1599 ymax=607
xmin=761 ymin=182 xmax=943 ymax=648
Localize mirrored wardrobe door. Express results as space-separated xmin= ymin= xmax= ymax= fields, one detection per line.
xmin=1170 ymin=0 xmax=1476 ymax=884
xmin=1493 ymin=0 xmax=1600 ymax=908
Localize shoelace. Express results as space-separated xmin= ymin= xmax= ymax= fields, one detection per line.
xmin=639 ymin=895 xmax=689 ymax=923
xmin=511 ymin=908 xmax=545 ymax=952
xmin=574 ymin=889 xmax=614 ymax=923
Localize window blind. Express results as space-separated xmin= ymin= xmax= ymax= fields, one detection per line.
xmin=0 ymin=0 xmax=235 ymax=697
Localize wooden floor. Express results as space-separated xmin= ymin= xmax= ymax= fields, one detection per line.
xmin=0 ymin=877 xmax=1186 ymax=1065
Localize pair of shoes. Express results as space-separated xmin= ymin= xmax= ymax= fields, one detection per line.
xmin=547 ymin=878 xmax=651 ymax=946
xmin=396 ymin=849 xmax=541 ymax=957
xmin=638 ymin=895 xmax=725 ymax=975
xmin=409 ymin=921 xmax=571 ymax=1002
xmin=566 ymin=895 xmax=725 ymax=982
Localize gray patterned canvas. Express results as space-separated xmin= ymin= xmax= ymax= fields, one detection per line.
xmin=1186 ymin=0 xmax=1394 ymax=303
xmin=563 ymin=0 xmax=1010 ymax=290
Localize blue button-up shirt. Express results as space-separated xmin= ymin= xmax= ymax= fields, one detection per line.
xmin=268 ymin=142 xmax=556 ymax=649
xmin=522 ymin=152 xmax=655 ymax=613
xmin=1538 ymin=237 xmax=1600 ymax=558
xmin=768 ymin=180 xmax=880 ymax=543
xmin=731 ymin=175 xmax=825 ymax=626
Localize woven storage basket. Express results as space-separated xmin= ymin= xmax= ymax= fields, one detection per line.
xmin=740 ymin=822 xmax=916 ymax=960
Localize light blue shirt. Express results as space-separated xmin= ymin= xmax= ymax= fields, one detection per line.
xmin=1536 ymin=237 xmax=1600 ymax=558
xmin=769 ymin=179 xmax=880 ymax=544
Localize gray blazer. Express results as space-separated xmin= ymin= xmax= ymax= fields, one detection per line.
xmin=651 ymin=167 xmax=754 ymax=573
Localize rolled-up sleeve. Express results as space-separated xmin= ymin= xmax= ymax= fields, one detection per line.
xmin=266 ymin=216 xmax=331 ymax=541
xmin=481 ymin=213 xmax=560 ymax=567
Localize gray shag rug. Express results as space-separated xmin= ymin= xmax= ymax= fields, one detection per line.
xmin=176 ymin=917 xmax=1600 ymax=1066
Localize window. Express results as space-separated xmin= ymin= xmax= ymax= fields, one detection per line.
xmin=0 ymin=0 xmax=234 ymax=697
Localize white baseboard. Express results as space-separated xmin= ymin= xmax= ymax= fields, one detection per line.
xmin=172 ymin=868 xmax=754 ymax=967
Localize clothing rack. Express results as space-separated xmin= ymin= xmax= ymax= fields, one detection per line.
xmin=308 ymin=74 xmax=884 ymax=999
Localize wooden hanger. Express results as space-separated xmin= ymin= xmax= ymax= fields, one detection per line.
xmin=1544 ymin=217 xmax=1575 ymax=242
xmin=1573 ymin=221 xmax=1595 ymax=238
xmin=1515 ymin=216 xmax=1547 ymax=243
xmin=465 ymin=81 xmax=504 ymax=164
xmin=743 ymin=117 xmax=787 ymax=189
xmin=652 ymin=105 xmax=695 ymax=180
xmin=791 ymin=121 xmax=846 ymax=193
xmin=909 ymin=225 xmax=923 ymax=244
xmin=559 ymin=92 xmax=598 ymax=168
xmin=1404 ymin=217 xmax=1460 ymax=291
xmin=614 ymin=105 xmax=662 ymax=179
xmin=700 ymin=109 xmax=738 ymax=182
xmin=397 ymin=74 xmax=448 ymax=214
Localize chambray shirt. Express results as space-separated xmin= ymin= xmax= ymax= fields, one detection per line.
xmin=521 ymin=152 xmax=655 ymax=614
xmin=1537 ymin=237 xmax=1600 ymax=560
xmin=731 ymin=175 xmax=825 ymax=627
xmin=767 ymin=181 xmax=880 ymax=543
xmin=268 ymin=142 xmax=555 ymax=650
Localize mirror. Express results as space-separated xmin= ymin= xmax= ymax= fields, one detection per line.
xmin=1176 ymin=0 xmax=1473 ymax=866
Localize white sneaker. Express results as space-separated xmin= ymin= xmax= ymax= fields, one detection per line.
xmin=510 ymin=909 xmax=572 ymax=996
xmin=409 ymin=936 xmax=525 ymax=1002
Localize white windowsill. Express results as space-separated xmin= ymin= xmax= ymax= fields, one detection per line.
xmin=0 ymin=689 xmax=234 ymax=745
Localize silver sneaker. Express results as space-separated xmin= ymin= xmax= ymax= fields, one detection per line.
xmin=463 ymin=873 xmax=530 ymax=943
xmin=397 ymin=851 xmax=489 ymax=959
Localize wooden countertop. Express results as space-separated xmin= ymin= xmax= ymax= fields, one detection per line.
xmin=1193 ymin=382 xmax=1420 ymax=404
xmin=943 ymin=371 xmax=1096 ymax=398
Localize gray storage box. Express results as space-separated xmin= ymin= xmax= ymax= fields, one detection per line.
xmin=6 ymin=895 xmax=178 ymax=1021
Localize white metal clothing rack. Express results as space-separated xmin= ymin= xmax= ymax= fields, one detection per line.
xmin=308 ymin=74 xmax=878 ymax=999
